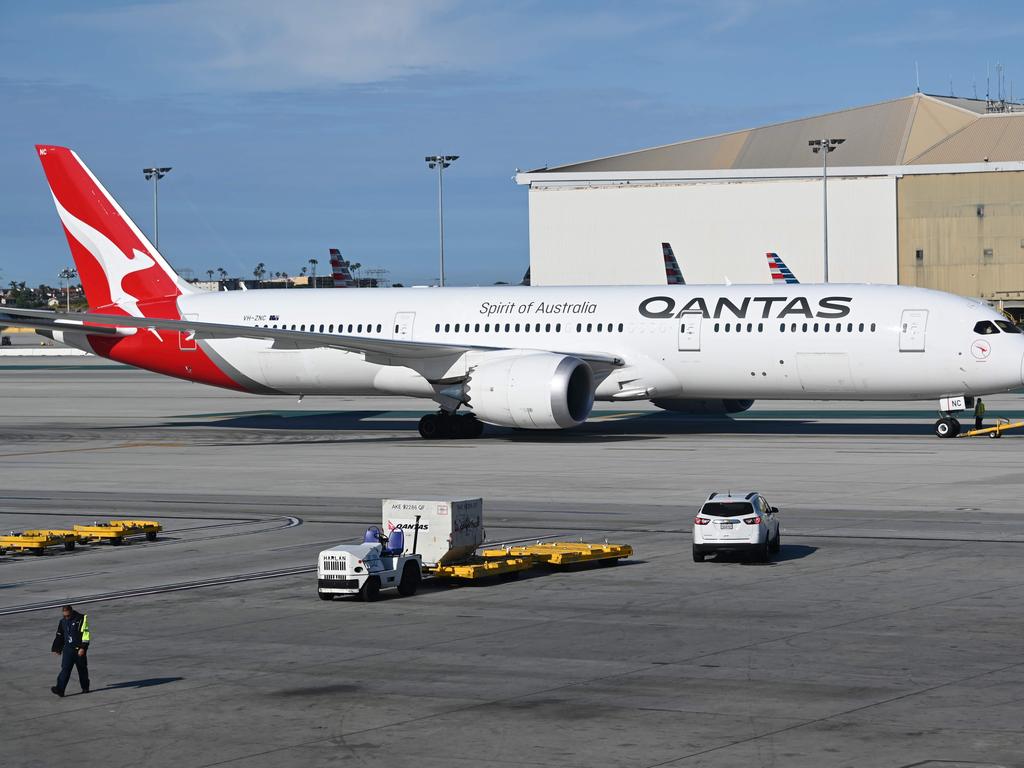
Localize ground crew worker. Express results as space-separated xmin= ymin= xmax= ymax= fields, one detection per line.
xmin=975 ymin=398 xmax=986 ymax=430
xmin=50 ymin=604 xmax=90 ymax=696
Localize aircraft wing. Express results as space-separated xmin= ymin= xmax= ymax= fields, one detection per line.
xmin=0 ymin=312 xmax=124 ymax=336
xmin=0 ymin=307 xmax=624 ymax=368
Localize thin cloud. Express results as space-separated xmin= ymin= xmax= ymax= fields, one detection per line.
xmin=57 ymin=0 xmax=780 ymax=91
xmin=64 ymin=0 xmax=488 ymax=88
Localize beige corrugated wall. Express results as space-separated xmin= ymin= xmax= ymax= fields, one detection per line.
xmin=898 ymin=171 xmax=1024 ymax=298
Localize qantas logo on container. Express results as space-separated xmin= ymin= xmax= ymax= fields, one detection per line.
xmin=638 ymin=295 xmax=853 ymax=320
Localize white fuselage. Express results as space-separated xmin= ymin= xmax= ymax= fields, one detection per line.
xmin=173 ymin=283 xmax=1024 ymax=403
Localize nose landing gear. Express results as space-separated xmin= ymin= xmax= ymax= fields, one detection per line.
xmin=934 ymin=417 xmax=961 ymax=438
xmin=418 ymin=412 xmax=485 ymax=440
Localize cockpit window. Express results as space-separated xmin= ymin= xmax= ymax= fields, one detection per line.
xmin=995 ymin=320 xmax=1022 ymax=334
xmin=974 ymin=321 xmax=1000 ymax=335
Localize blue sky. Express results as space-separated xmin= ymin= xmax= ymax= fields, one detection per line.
xmin=2 ymin=1 xmax=1022 ymax=287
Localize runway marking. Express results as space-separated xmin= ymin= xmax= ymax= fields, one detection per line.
xmin=0 ymin=364 xmax=129 ymax=370
xmin=0 ymin=440 xmax=187 ymax=458
xmin=0 ymin=571 xmax=108 ymax=589
xmin=0 ymin=565 xmax=313 ymax=615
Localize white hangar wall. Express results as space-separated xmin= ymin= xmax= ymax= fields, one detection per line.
xmin=527 ymin=175 xmax=898 ymax=287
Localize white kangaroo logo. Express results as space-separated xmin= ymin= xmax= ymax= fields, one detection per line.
xmin=52 ymin=193 xmax=156 ymax=318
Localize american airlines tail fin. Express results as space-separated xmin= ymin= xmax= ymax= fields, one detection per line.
xmin=662 ymin=242 xmax=685 ymax=285
xmin=329 ymin=248 xmax=356 ymax=288
xmin=35 ymin=145 xmax=194 ymax=316
xmin=766 ymin=252 xmax=800 ymax=284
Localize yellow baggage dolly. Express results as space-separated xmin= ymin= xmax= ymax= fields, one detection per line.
xmin=73 ymin=519 xmax=162 ymax=546
xmin=0 ymin=529 xmax=79 ymax=555
xmin=430 ymin=556 xmax=535 ymax=580
xmin=479 ymin=541 xmax=633 ymax=567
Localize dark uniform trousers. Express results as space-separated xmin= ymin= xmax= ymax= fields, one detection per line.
xmin=57 ymin=645 xmax=89 ymax=693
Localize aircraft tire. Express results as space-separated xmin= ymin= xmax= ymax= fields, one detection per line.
xmin=452 ymin=415 xmax=483 ymax=439
xmin=935 ymin=418 xmax=958 ymax=438
xmin=418 ymin=414 xmax=441 ymax=439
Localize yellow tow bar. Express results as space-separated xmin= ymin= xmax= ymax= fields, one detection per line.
xmin=958 ymin=418 xmax=1024 ymax=438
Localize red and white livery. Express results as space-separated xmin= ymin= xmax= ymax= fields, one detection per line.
xmin=6 ymin=145 xmax=1024 ymax=440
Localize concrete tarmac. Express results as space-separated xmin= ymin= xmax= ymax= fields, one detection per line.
xmin=2 ymin=358 xmax=1024 ymax=768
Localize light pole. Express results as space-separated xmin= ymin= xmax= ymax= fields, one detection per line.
xmin=808 ymin=138 xmax=844 ymax=282
xmin=425 ymin=154 xmax=458 ymax=287
xmin=142 ymin=166 xmax=173 ymax=250
xmin=58 ymin=266 xmax=77 ymax=312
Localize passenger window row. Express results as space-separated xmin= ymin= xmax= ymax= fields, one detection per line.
xmin=711 ymin=321 xmax=876 ymax=333
xmin=256 ymin=323 xmax=384 ymax=334
xmin=431 ymin=322 xmax=628 ymax=334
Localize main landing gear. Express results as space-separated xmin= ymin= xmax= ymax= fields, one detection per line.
xmin=418 ymin=412 xmax=485 ymax=440
xmin=934 ymin=416 xmax=961 ymax=438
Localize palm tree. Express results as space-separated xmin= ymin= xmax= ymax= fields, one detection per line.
xmin=308 ymin=258 xmax=318 ymax=288
xmin=253 ymin=262 xmax=266 ymax=281
xmin=351 ymin=262 xmax=362 ymax=287
xmin=206 ymin=269 xmax=215 ymax=281
xmin=217 ymin=267 xmax=228 ymax=280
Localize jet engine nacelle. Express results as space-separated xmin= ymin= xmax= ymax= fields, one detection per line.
xmin=652 ymin=397 xmax=755 ymax=415
xmin=466 ymin=353 xmax=595 ymax=429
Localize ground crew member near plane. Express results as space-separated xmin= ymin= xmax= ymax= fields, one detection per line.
xmin=975 ymin=398 xmax=986 ymax=430
xmin=50 ymin=604 xmax=90 ymax=696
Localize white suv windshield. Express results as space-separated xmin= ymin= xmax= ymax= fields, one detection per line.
xmin=700 ymin=502 xmax=754 ymax=517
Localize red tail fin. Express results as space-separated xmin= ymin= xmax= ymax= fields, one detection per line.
xmin=35 ymin=145 xmax=192 ymax=316
xmin=328 ymin=248 xmax=355 ymax=287
xmin=662 ymin=242 xmax=684 ymax=285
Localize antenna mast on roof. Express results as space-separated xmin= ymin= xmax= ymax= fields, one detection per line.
xmin=949 ymin=76 xmax=954 ymax=97
xmin=915 ymin=61 xmax=921 ymax=93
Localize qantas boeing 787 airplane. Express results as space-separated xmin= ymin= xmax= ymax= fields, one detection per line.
xmin=4 ymin=145 xmax=1024 ymax=439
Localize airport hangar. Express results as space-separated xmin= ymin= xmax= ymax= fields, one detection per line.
xmin=516 ymin=92 xmax=1024 ymax=314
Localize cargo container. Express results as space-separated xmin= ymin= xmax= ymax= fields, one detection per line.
xmin=381 ymin=497 xmax=484 ymax=566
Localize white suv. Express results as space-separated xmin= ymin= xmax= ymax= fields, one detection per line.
xmin=693 ymin=492 xmax=781 ymax=562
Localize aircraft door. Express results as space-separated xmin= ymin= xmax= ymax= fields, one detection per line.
xmin=899 ymin=309 xmax=928 ymax=352
xmin=677 ymin=311 xmax=702 ymax=351
xmin=393 ymin=312 xmax=415 ymax=340
xmin=179 ymin=313 xmax=198 ymax=351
